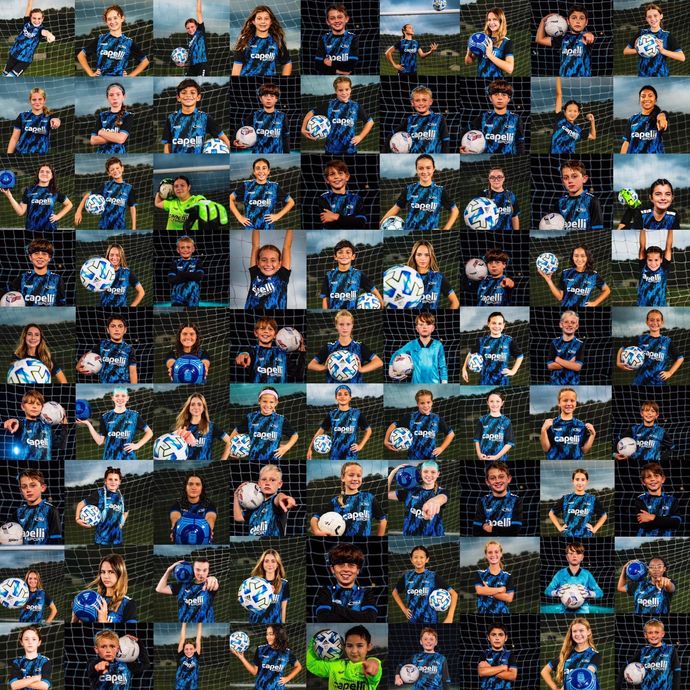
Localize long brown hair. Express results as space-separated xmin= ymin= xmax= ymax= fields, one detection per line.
xmin=89 ymin=554 xmax=129 ymax=613
xmin=251 ymin=548 xmax=287 ymax=594
xmin=175 ymin=393 xmax=210 ymax=436
xmin=15 ymin=324 xmax=54 ymax=371
xmin=556 ymin=618 xmax=596 ymax=684
xmin=234 ymin=6 xmax=286 ymax=51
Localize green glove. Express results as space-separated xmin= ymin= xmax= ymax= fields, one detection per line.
xmin=618 ymin=188 xmax=641 ymax=208
xmin=183 ymin=199 xmax=229 ymax=231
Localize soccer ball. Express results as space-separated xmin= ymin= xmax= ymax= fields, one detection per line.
xmin=79 ymin=352 xmax=102 ymax=374
xmin=80 ymin=257 xmax=115 ymax=292
xmin=173 ymin=561 xmax=194 ymax=582
xmin=389 ymin=353 xmax=414 ymax=380
xmin=72 ymin=590 xmax=106 ymax=622
xmin=79 ymin=504 xmax=102 ymax=527
xmin=171 ymin=46 xmax=189 ymax=66
xmin=621 ymin=346 xmax=645 ymax=370
xmin=465 ymin=258 xmax=488 ymax=281
xmin=306 ymin=115 xmax=332 ymax=140
xmin=626 ymin=560 xmax=648 ymax=582
xmin=7 ymin=358 xmax=51 ymax=384
xmin=75 ymin=399 xmax=92 ymax=421
xmin=539 ymin=213 xmax=566 ymax=230
xmin=172 ymin=517 xmax=211 ymax=545
xmin=383 ymin=265 xmax=424 ymax=309
xmin=560 ymin=586 xmax=585 ymax=610
xmin=153 ymin=433 xmax=188 ymax=461
xmin=202 ymin=138 xmax=229 ymax=154
xmin=568 ymin=668 xmax=596 ymax=690
xmin=461 ymin=130 xmax=487 ymax=154
xmin=390 ymin=131 xmax=412 ymax=153
xmin=230 ymin=434 xmax=251 ymax=458
xmin=624 ymin=662 xmax=646 ymax=685
xmin=390 ymin=427 xmax=413 ymax=451
xmin=468 ymin=32 xmax=491 ymax=55
xmin=317 ymin=511 xmax=347 ymax=536
xmin=536 ymin=252 xmax=559 ymax=276
xmin=40 ymin=401 xmax=65 ymax=425
xmin=117 ymin=636 xmax=140 ymax=663
xmin=0 ymin=170 xmax=16 ymax=189
xmin=429 ymin=588 xmax=451 ymax=612
xmin=617 ymin=437 xmax=637 ymax=458
xmin=276 ymin=327 xmax=302 ymax=352
xmin=399 ymin=664 xmax=420 ymax=684
xmin=544 ymin=14 xmax=568 ymax=38
xmin=618 ymin=188 xmax=641 ymax=207
xmin=172 ymin=354 xmax=206 ymax=383
xmin=313 ymin=434 xmax=332 ymax=455
xmin=159 ymin=177 xmax=174 ymax=200
xmin=357 ymin=292 xmax=381 ymax=309
xmin=464 ymin=197 xmax=499 ymax=230
xmin=636 ymin=34 xmax=658 ymax=58
xmin=395 ymin=464 xmax=420 ymax=488
xmin=0 ymin=522 xmax=24 ymax=545
xmin=432 ymin=0 xmax=447 ymax=11
xmin=0 ymin=578 xmax=29 ymax=608
xmin=237 ymin=482 xmax=265 ymax=510
xmin=84 ymin=193 xmax=106 ymax=215
xmin=327 ymin=349 xmax=360 ymax=382
xmin=467 ymin=352 xmax=484 ymax=373
xmin=380 ymin=216 xmax=405 ymax=231
xmin=238 ymin=576 xmax=273 ymax=613
xmin=229 ymin=631 xmax=250 ymax=654
xmin=236 ymin=126 xmax=258 ymax=147
xmin=0 ymin=291 xmax=25 ymax=307
xmin=313 ymin=629 xmax=343 ymax=660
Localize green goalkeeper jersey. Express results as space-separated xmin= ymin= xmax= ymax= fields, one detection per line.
xmin=307 ymin=642 xmax=382 ymax=690
xmin=162 ymin=194 xmax=206 ymax=230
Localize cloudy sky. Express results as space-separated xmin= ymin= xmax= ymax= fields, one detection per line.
xmin=153 ymin=0 xmax=229 ymax=38
xmin=230 ymin=384 xmax=304 ymax=406
xmin=76 ymin=0 xmax=152 ymax=34
xmin=530 ymin=385 xmax=611 ymax=414
xmin=384 ymin=384 xmax=462 ymax=408
xmin=0 ymin=307 xmax=74 ymax=328
xmin=614 ymin=154 xmax=690 ymax=191
xmin=612 ymin=306 xmax=690 ymax=336
xmin=76 ymin=229 xmax=152 ymax=244
xmin=460 ymin=306 xmax=529 ymax=332
xmin=77 ymin=383 xmax=154 ymax=400
xmin=0 ymin=78 xmax=75 ymax=119
xmin=460 ymin=537 xmax=540 ymax=567
xmin=0 ymin=547 xmax=63 ymax=569
xmin=531 ymin=78 xmax=613 ymax=114
xmin=308 ymin=459 xmax=387 ymax=481
xmin=540 ymin=460 xmax=614 ymax=500
xmin=75 ymin=153 xmax=152 ymax=175
xmin=65 ymin=460 xmax=153 ymax=487
xmin=306 ymin=231 xmax=384 ymax=256
xmin=301 ymin=76 xmax=379 ymax=97
xmin=0 ymin=1 xmax=70 ymax=19
xmin=612 ymin=229 xmax=690 ymax=260
xmin=381 ymin=154 xmax=460 ymax=179
xmin=307 ymin=383 xmax=383 ymax=406
xmin=614 ymin=78 xmax=690 ymax=117
xmin=73 ymin=79 xmax=153 ymax=117
xmin=380 ymin=0 xmax=461 ymax=38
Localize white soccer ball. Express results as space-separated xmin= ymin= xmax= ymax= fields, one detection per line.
xmin=236 ymin=126 xmax=258 ymax=147
xmin=461 ymin=130 xmax=487 ymax=154
xmin=389 ymin=353 xmax=413 ymax=380
xmin=276 ymin=327 xmax=302 ymax=352
xmin=313 ymin=434 xmax=332 ymax=455
xmin=381 ymin=216 xmax=405 ymax=231
xmin=317 ymin=511 xmax=347 ymax=536
xmin=399 ymin=664 xmax=420 ymax=684
xmin=230 ymin=433 xmax=251 ymax=458
xmin=80 ymin=257 xmax=115 ymax=292
xmin=84 ymin=193 xmax=106 ymax=215
xmin=79 ymin=504 xmax=102 ymax=527
xmin=464 ymin=197 xmax=499 ymax=230
xmin=171 ymin=47 xmax=189 ymax=66
xmin=40 ymin=401 xmax=65 ymax=425
xmin=307 ymin=115 xmax=332 ymax=140
xmin=621 ymin=346 xmax=645 ymax=370
xmin=390 ymin=131 xmax=412 ymax=153
xmin=202 ymin=138 xmax=230 ymax=154
xmin=79 ymin=352 xmax=103 ymax=374
xmin=390 ymin=427 xmax=413 ymax=451
xmin=383 ymin=265 xmax=424 ymax=309
xmin=0 ymin=291 xmax=25 ymax=307
xmin=238 ymin=576 xmax=273 ymax=613
xmin=539 ymin=213 xmax=566 ymax=230
xmin=117 ymin=636 xmax=140 ymax=663
xmin=536 ymin=252 xmax=559 ymax=276
xmin=229 ymin=631 xmax=250 ymax=654
xmin=0 ymin=522 xmax=24 ymax=545
xmin=636 ymin=34 xmax=658 ymax=58
xmin=7 ymin=358 xmax=51 ymax=384
xmin=429 ymin=588 xmax=451 ymax=612
xmin=560 ymin=586 xmax=585 ymax=610
xmin=159 ymin=178 xmax=174 ymax=200
xmin=313 ymin=629 xmax=343 ymax=660
xmin=544 ymin=14 xmax=568 ymax=38
xmin=467 ymin=352 xmax=484 ymax=373
xmin=432 ymin=0 xmax=447 ymax=11
xmin=624 ymin=662 xmax=646 ymax=685
xmin=153 ymin=433 xmax=189 ymax=461
xmin=326 ymin=349 xmax=360 ymax=382
xmin=0 ymin=578 xmax=29 ymax=608
xmin=465 ymin=258 xmax=488 ymax=281
xmin=237 ymin=482 xmax=265 ymax=510
xmin=356 ymin=292 xmax=381 ymax=309
xmin=617 ymin=437 xmax=637 ymax=458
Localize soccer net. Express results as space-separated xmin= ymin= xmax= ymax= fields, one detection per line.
xmin=0 ymin=622 xmax=64 ymax=687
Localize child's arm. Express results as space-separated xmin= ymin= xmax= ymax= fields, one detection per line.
xmin=660 ymin=351 xmax=684 ymax=381
xmin=230 ymin=649 xmax=258 ymax=675
xmin=306 ymin=641 xmax=334 ymax=677
xmin=274 ymin=431 xmax=299 ymax=459
xmin=301 ymin=110 xmax=318 ymax=141
xmin=385 ymin=45 xmax=403 ymax=71
xmin=281 ymin=228 xmax=293 ymax=270
xmin=384 ymin=422 xmax=399 ymax=453
xmin=280 ymin=659 xmax=302 ymax=685
xmin=352 ymin=117 xmax=375 ymax=147
xmin=639 ymin=229 xmax=647 ymax=260
xmin=126 ymin=56 xmax=150 ymax=77
xmin=540 ymin=418 xmax=553 ymax=453
xmin=616 ymin=563 xmax=630 ymax=593
xmin=387 ymin=464 xmax=406 ymax=499
xmin=443 ymin=589 xmax=458 ymax=623
xmin=586 ymin=113 xmax=596 ymax=140
xmin=658 ymin=41 xmax=685 ymax=63
xmin=129 ymin=204 xmax=136 ymax=230
xmin=537 ymin=269 xmax=564 ymax=302
xmin=128 ymin=364 xmax=138 ymax=384
xmin=0 ymin=188 xmax=27 ymax=216
xmin=75 ymin=418 xmax=105 ymax=446
xmin=548 ymin=508 xmax=567 ymax=533
xmin=461 ymin=351 xmax=472 ymax=383
xmin=352 ymin=425 xmax=372 ymax=454
xmin=249 ymin=228 xmax=261 ymax=266
xmin=432 ymin=430 xmax=455 ymax=457
xmin=73 ymin=192 xmax=90 ymax=227
xmin=588 ymin=510 xmax=608 ymax=535
xmin=7 ymin=127 xmax=21 ymax=154
xmin=380 ymin=203 xmax=402 ymax=226
xmin=503 ymin=353 xmax=524 ymax=377
xmin=437 ymin=343 xmax=448 ymax=383
xmin=178 ymin=622 xmax=187 ymax=653
xmin=535 ymin=16 xmax=553 ymax=47
xmin=540 ymin=664 xmax=560 ymax=690
xmin=484 ymin=41 xmax=514 ymax=74
xmin=228 ymin=190 xmax=251 ymax=226
xmin=307 ymin=426 xmax=326 ymax=460
xmin=585 ymin=280 xmax=610 ymax=307
xmin=77 ymin=49 xmax=98 ymax=77
xmin=310 ymin=514 xmax=331 ymax=537
xmin=478 ymin=661 xmax=510 ymax=679
xmin=422 ymin=491 xmax=447 ymax=519
xmin=555 ymin=77 xmax=562 ymax=114
xmin=582 ymin=424 xmax=596 ymax=454
xmin=664 ymin=229 xmax=674 ymax=260
xmin=123 ymin=425 xmax=153 ymax=453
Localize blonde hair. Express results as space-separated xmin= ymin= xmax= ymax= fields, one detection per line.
xmin=556 ymin=618 xmax=596 ymax=684
xmin=338 ymin=461 xmax=362 ymax=507
xmin=484 ymin=8 xmax=508 ymax=41
xmin=410 ymin=86 xmax=432 ymax=99
xmin=484 ymin=540 xmax=505 ymax=570
xmin=106 ymin=243 xmax=128 ymax=269
xmin=335 ymin=309 xmax=353 ymax=325
xmin=28 ymin=88 xmax=50 ymax=116
xmin=176 ymin=394 xmax=210 ymax=436
xmin=251 ymin=549 xmax=287 ymax=594
xmin=89 ymin=554 xmax=129 ymax=614
xmin=406 ymin=240 xmax=440 ymax=272
xmin=24 ymin=569 xmax=44 ymax=590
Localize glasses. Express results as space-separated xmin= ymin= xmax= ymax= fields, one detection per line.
xmin=488 ymin=175 xmax=504 ymax=181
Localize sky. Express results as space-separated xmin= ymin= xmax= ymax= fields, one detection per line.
xmin=614 ymin=154 xmax=690 ymax=190
xmin=153 ymin=76 xmax=228 ymax=98
xmin=384 ymin=384 xmax=462 ymax=408
xmin=540 ymin=461 xmax=614 ymax=499
xmin=77 ymin=384 xmax=154 ymax=400
xmin=530 ymin=385 xmax=611 ymax=414
xmin=0 ymin=548 xmax=63 ymax=568
xmin=230 ymin=384 xmax=304 ymax=406
xmin=152 ymin=0 xmax=229 ymax=38
xmin=531 ymin=78 xmax=613 ymax=114
xmin=308 ymin=459 xmax=387 ymax=481
xmin=76 ymin=1 xmax=152 ymax=34
xmin=0 ymin=78 xmax=75 ymax=119
xmin=76 ymin=229 xmax=152 ymax=243
xmin=460 ymin=306 xmax=529 ymax=332
xmin=613 ymin=78 xmax=690 ymax=117
xmin=75 ymin=153 xmax=151 ymax=175
xmin=460 ymin=537 xmax=540 ymax=566
xmin=306 ymin=231 xmax=384 ymax=255
xmin=301 ymin=76 xmax=380 ymax=97
xmin=381 ymin=154 xmax=460 ymax=179
xmin=612 ymin=306 xmax=690 ymax=336
xmin=228 ymin=5 xmax=300 ymax=50
xmin=65 ymin=460 xmax=153 ymax=487
xmin=612 ymin=229 xmax=690 ymax=259
xmin=614 ymin=536 xmax=686 ymax=550
xmin=0 ymin=307 xmax=74 ymax=327
xmin=307 ymin=383 xmax=383 ymax=406
xmin=0 ymin=1 xmax=70 ymax=19
xmin=73 ymin=79 xmax=153 ymax=117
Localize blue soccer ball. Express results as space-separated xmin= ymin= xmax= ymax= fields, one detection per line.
xmin=79 ymin=504 xmax=101 ymax=527
xmin=432 ymin=0 xmax=447 ymax=10
xmin=229 ymin=631 xmax=250 ymax=653
xmin=395 ymin=464 xmax=420 ymax=488
xmin=313 ymin=629 xmax=344 ymax=659
xmin=238 ymin=576 xmax=273 ymax=613
xmin=306 ymin=115 xmax=332 ymax=140
xmin=383 ymin=265 xmax=425 ymax=309
xmin=356 ymin=292 xmax=381 ymax=309
xmin=536 ymin=252 xmax=559 ymax=276
xmin=173 ymin=517 xmax=212 ymax=545
xmin=153 ymin=432 xmax=188 ymax=461
xmin=230 ymin=433 xmax=251 ymax=458
xmin=80 ymin=257 xmax=115 ymax=292
xmin=7 ymin=357 xmax=51 ymax=384
xmin=0 ymin=578 xmax=29 ymax=608
xmin=567 ymin=667 xmax=596 ymax=690
xmin=429 ymin=588 xmax=452 ymax=612
xmin=621 ymin=346 xmax=645 ymax=370
xmin=171 ymin=46 xmax=189 ymax=66
xmin=174 ymin=561 xmax=194 ymax=583
xmin=0 ymin=170 xmax=16 ymax=189
xmin=626 ymin=560 xmax=648 ymax=582
xmin=468 ymin=32 xmax=491 ymax=55
xmin=84 ymin=194 xmax=106 ymax=215
xmin=464 ymin=197 xmax=500 ymax=230
xmin=172 ymin=354 xmax=206 ymax=384
xmin=326 ymin=349 xmax=359 ymax=382
xmin=467 ymin=352 xmax=484 ymax=373
xmin=72 ymin=590 xmax=106 ymax=622
xmin=636 ymin=33 xmax=658 ymax=58
xmin=75 ymin=399 xmax=92 ymax=421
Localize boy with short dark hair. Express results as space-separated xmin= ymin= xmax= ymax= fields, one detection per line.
xmin=544 ymin=542 xmax=603 ymax=613
xmin=321 ymin=239 xmax=381 ymax=309
xmin=315 ymin=4 xmax=359 ymax=74
xmin=474 ymin=462 xmax=523 ymax=536
xmin=11 ymin=238 xmax=65 ymax=307
xmin=478 ymin=623 xmax=517 ymax=689
xmin=235 ymin=317 xmax=288 ymax=383
xmin=616 ymin=400 xmax=673 ymax=462
xmin=2 ymin=389 xmax=55 ymax=461
xmin=536 ymin=5 xmax=596 ymax=76
xmin=388 ymin=313 xmax=448 ymax=384
xmin=15 ymin=468 xmax=61 ymax=545
xmin=635 ymin=462 xmax=681 ymax=536
xmin=476 ymin=248 xmax=515 ymax=307
xmin=554 ymin=159 xmax=603 ymax=231
xmin=235 ymin=83 xmax=290 ymax=153
xmin=317 ymin=160 xmax=369 ymax=230
xmin=77 ymin=315 xmax=138 ymax=384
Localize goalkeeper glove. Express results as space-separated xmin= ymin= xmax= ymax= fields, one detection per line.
xmin=183 ymin=199 xmax=229 ymax=231
xmin=618 ymin=188 xmax=641 ymax=208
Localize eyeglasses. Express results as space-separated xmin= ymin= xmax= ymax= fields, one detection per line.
xmin=488 ymin=175 xmax=505 ymax=181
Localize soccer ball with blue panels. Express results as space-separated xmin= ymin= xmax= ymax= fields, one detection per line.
xmin=467 ymin=353 xmax=484 ymax=373
xmin=636 ymin=34 xmax=658 ymax=58
xmin=7 ymin=357 xmax=51 ymax=384
xmin=313 ymin=630 xmax=343 ymax=659
xmin=429 ymin=588 xmax=452 ymax=612
xmin=231 ymin=434 xmax=251 ymax=458
xmin=202 ymin=138 xmax=229 ymax=154
xmin=464 ymin=197 xmax=499 ymax=230
xmin=468 ymin=32 xmax=491 ymax=55
xmin=390 ymin=427 xmax=413 ymax=451
xmin=72 ymin=590 xmax=106 ymax=622
xmin=432 ymin=0 xmax=447 ymax=11
xmin=79 ymin=504 xmax=102 ymax=527
xmin=173 ymin=517 xmax=211 ymax=545
xmin=171 ymin=47 xmax=189 ymax=66
xmin=621 ymin=346 xmax=645 ymax=370
xmin=536 ymin=252 xmax=559 ymax=276
xmin=80 ymin=257 xmax=115 ymax=292
xmin=313 ymin=434 xmax=332 ymax=455
xmin=229 ymin=631 xmax=250 ymax=654
xmin=85 ymin=193 xmax=106 ymax=215
xmin=307 ymin=115 xmax=332 ymax=139
xmin=0 ymin=578 xmax=29 ymax=608
xmin=383 ymin=265 xmax=424 ymax=309
xmin=327 ymin=350 xmax=360 ymax=382
xmin=238 ymin=576 xmax=273 ymax=613
xmin=380 ymin=215 xmax=405 ymax=230
xmin=153 ymin=433 xmax=189 ymax=461
xmin=356 ymin=292 xmax=381 ymax=309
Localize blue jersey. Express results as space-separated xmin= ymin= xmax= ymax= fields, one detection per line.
xmin=471 ymin=111 xmax=524 ymax=154
xmin=245 ymin=266 xmax=291 ymax=310
xmin=482 ymin=188 xmax=519 ymax=230
xmin=559 ymin=268 xmax=606 ymax=308
xmin=100 ymin=267 xmax=139 ymax=308
xmin=249 ymin=109 xmax=289 ymax=153
xmin=633 ymin=643 xmax=680 ymax=690
xmin=104 ymin=594 xmax=136 ymax=623
xmin=398 ymin=112 xmax=449 ymax=153
xmin=477 ymin=37 xmax=514 ymax=77
xmin=473 ymin=414 xmax=514 ymax=459
xmin=232 ymin=179 xmax=290 ymax=230
xmin=188 ymin=23 xmax=207 ymax=65
xmin=394 ymin=569 xmax=452 ymax=623
xmin=547 ymin=648 xmax=600 ymax=687
xmin=477 ymin=334 xmax=521 ymax=386
xmin=551 ymin=114 xmax=585 ymax=154
xmin=234 ymin=35 xmax=290 ymax=76
xmin=176 ymin=651 xmax=199 ymax=690
xmin=168 ymin=256 xmax=204 ymax=307
xmin=9 ymin=17 xmax=44 ymax=63
xmin=84 ymin=488 xmax=126 ymax=545
xmin=13 ymin=112 xmax=54 ymax=154
xmin=81 ymin=33 xmax=147 ymax=76
xmin=623 ymin=423 xmax=672 ymax=462
xmin=99 ymin=409 xmax=149 ymax=460
xmin=96 ymin=339 xmax=136 ymax=383
xmin=634 ymin=492 xmax=680 ymax=536
xmin=621 ymin=206 xmax=680 ymax=230
xmin=242 ymin=345 xmax=287 ymax=383
xmin=476 ymin=275 xmax=512 ymax=307
xmin=628 ymin=28 xmax=682 ymax=77
xmin=253 ymin=645 xmax=296 ymax=690
xmin=163 ymin=109 xmax=222 ymax=153
xmin=546 ymin=415 xmax=589 ymax=460
xmin=315 ymin=99 xmax=371 ymax=155
xmin=321 ymin=267 xmax=374 ymax=310
xmin=474 ymin=567 xmax=513 ymax=614
xmin=19 ymin=589 xmax=52 ymax=622
xmin=11 ymin=418 xmax=52 ymax=460
xmin=393 ymin=38 xmax=419 ymax=73
xmin=171 ymin=580 xmax=216 ymax=622
xmin=314 ymin=583 xmax=378 ymax=620
xmin=545 ymin=566 xmax=603 ymax=613
xmin=557 ymin=192 xmax=603 ymax=231
xmin=315 ymin=31 xmax=359 ymax=73
xmin=627 ymin=577 xmax=674 ymax=615
xmin=248 ymin=580 xmax=289 ymax=623
xmin=408 ymin=651 xmax=451 ymax=690
xmin=236 ymin=410 xmax=295 ymax=462
xmin=9 ymin=655 xmax=52 ymax=689
xmin=21 ymin=185 xmax=68 ymax=232
xmin=417 ymin=270 xmax=453 ymax=311
xmin=548 ymin=336 xmax=584 ymax=384
xmin=392 ymin=338 xmax=448 ymax=384
xmin=17 ymin=499 xmax=60 ymax=545
xmin=474 ymin=491 xmax=523 ymax=535
xmin=396 ymin=182 xmax=456 ymax=231
xmin=633 ymin=334 xmax=682 ymax=386
xmin=317 ymin=190 xmax=367 ymax=229
xmin=396 ymin=411 xmax=451 ymax=460
xmin=479 ymin=648 xmax=515 ymax=690
xmin=638 ymin=258 xmax=670 ymax=306
xmin=185 ymin=421 xmax=229 ymax=461
xmin=321 ymin=407 xmax=369 ymax=460
xmin=315 ymin=492 xmax=385 ymax=537
xmin=244 ymin=494 xmax=288 ymax=537
xmin=397 ymin=486 xmax=448 ymax=536
xmin=93 ymin=110 xmax=132 ymax=154
xmin=88 ymin=658 xmax=131 ymax=690
xmin=552 ymin=32 xmax=591 ymax=76
xmin=315 ymin=340 xmax=375 ymax=383
xmin=550 ymin=492 xmax=605 ymax=538
xmin=624 ymin=109 xmax=665 ymax=154
xmin=12 ymin=270 xmax=65 ymax=307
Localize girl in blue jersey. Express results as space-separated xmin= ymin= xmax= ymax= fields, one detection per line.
xmin=232 ymin=7 xmax=292 ymax=77
xmin=9 ymin=625 xmax=52 ymax=690
xmin=475 ymin=540 xmax=514 ymax=614
xmin=481 ymin=167 xmax=520 ymax=230
xmin=538 ymin=245 xmax=610 ymax=308
xmin=12 ymin=323 xmax=67 ymax=383
xmin=7 ymin=87 xmax=61 ymax=155
xmin=617 ymin=556 xmax=675 ymax=614
xmin=548 ymin=467 xmax=608 ymax=538
xmin=384 ymin=24 xmax=438 ymax=75
xmin=176 ymin=622 xmax=202 ymax=690
xmin=405 ymin=240 xmax=459 ymax=310
xmin=3 ymin=2 xmax=55 ymax=78
xmin=247 ymin=549 xmax=290 ymax=622
xmin=550 ymin=77 xmax=596 ymax=155
xmin=20 ymin=569 xmax=57 ymax=623
xmin=620 ymin=85 xmax=668 ymax=154
xmin=76 ymin=466 xmax=129 ymax=545
xmin=244 ymin=229 xmax=293 ymax=310
xmin=540 ymin=388 xmax=596 ymax=460
xmin=474 ymin=390 xmax=515 ymax=461
xmin=170 ymin=472 xmax=217 ymax=544
xmin=464 ymin=8 xmax=515 ymax=77
xmin=165 ymin=323 xmax=212 ymax=382
xmin=311 ymin=461 xmax=387 ymax=537
xmin=174 ymin=394 xmax=231 ymax=461
xmin=541 ymin=618 xmax=600 ymax=690
xmin=619 ymin=178 xmax=681 ymax=230
xmin=90 ymin=83 xmax=132 ymax=154
xmin=100 ymin=244 xmax=145 ymax=308
xmin=395 ymin=627 xmax=451 ymax=689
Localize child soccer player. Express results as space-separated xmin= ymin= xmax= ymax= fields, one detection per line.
xmin=76 ymin=387 xmax=153 ymax=460
xmin=395 ymin=627 xmax=451 ymax=688
xmin=461 ymin=79 xmax=525 ymax=155
xmin=385 ymin=389 xmax=455 ymax=460
xmin=9 ymin=626 xmax=52 ymax=690
xmin=156 ymin=558 xmax=219 ymax=622
xmin=480 ymin=167 xmax=520 ymax=230
xmin=90 ymin=82 xmax=131 ymax=154
xmin=617 ymin=309 xmax=684 ymax=385
xmin=621 ymin=85 xmax=668 ymax=154
xmin=389 ymin=313 xmax=448 ymax=384
xmin=396 ymin=86 xmax=450 ymax=154
xmin=548 ymin=311 xmax=584 ymax=385
xmin=474 ymin=249 xmax=515 ymax=307
xmin=11 ymin=238 xmax=66 ymax=307
xmin=385 ymin=24 xmax=438 ymax=76
xmin=478 ymin=623 xmax=518 ymax=689
xmin=544 ymin=542 xmax=603 ymax=613
xmin=8 ymin=87 xmax=60 ymax=155
xmin=77 ymin=315 xmax=138 ymax=384
xmin=550 ymin=77 xmax=596 ymax=154
xmin=554 ymin=160 xmax=603 ymax=231
xmin=638 ymin=230 xmax=673 ymax=306
xmin=619 ymin=179 xmax=680 ymax=230
xmin=541 ymin=388 xmax=596 ymax=460
xmin=474 ymin=462 xmax=523 ymax=536
xmin=74 ymin=156 xmax=136 ymax=230
xmin=233 ymin=625 xmax=302 ymax=687
xmin=233 ymin=464 xmax=297 ymax=537
xmin=635 ymin=462 xmax=680 ymax=536
xmin=174 ymin=393 xmax=231 ymax=461
xmin=3 ymin=1 xmax=55 ymax=77
xmin=235 ymin=82 xmax=290 ymax=153
xmin=465 ymin=9 xmax=515 ymax=77
xmin=318 ymin=159 xmax=369 ymax=230
xmin=393 ymin=545 xmax=457 ymax=624
xmin=313 ymin=543 xmax=379 ymax=622
xmin=244 ymin=229 xmax=293 ymax=310
xmin=15 ymin=468 xmax=61 ymax=545
xmin=230 ymin=158 xmax=294 ymax=230
xmin=176 ymin=623 xmax=202 ymax=690
xmin=76 ymin=466 xmax=128 ymax=545
xmin=321 ymin=239 xmax=382 ymax=309
xmin=540 ymin=619 xmax=600 ymax=690
xmin=315 ymin=4 xmax=359 ymax=74
xmin=462 ymin=312 xmax=523 ymax=386
xmin=162 ymin=79 xmax=229 ymax=154
xmin=406 ymin=240 xmax=459 ymax=310
xmin=87 ymin=629 xmax=150 ymax=690
xmin=232 ymin=7 xmax=292 ymax=76
xmin=474 ymin=541 xmax=514 ymax=614
xmin=101 ymin=244 xmax=144 ymax=308
xmin=624 ymin=3 xmax=685 ymax=77
xmin=2 ymin=389 xmax=59 ymax=461
xmin=244 ymin=549 xmax=290 ymax=623
xmin=617 ymin=556 xmax=675 ymax=614
xmin=154 ymin=176 xmax=208 ymax=231
xmin=184 ymin=1 xmax=207 ymax=76
xmin=163 ymin=320 xmax=210 ymax=381
xmin=20 ymin=569 xmax=57 ymax=623
xmin=234 ymin=318 xmax=291 ymax=383
xmin=616 ymin=400 xmax=673 ymax=462
xmin=11 ymin=323 xmax=67 ymax=383
xmin=474 ymin=390 xmax=514 ymax=462
xmin=548 ymin=468 xmax=608 ymax=538
xmin=381 ymin=154 xmax=459 ymax=231
xmin=168 ymin=235 xmax=205 ymax=307
xmin=536 ymin=6 xmax=595 ymax=76
xmin=77 ymin=4 xmax=149 ymax=77
xmin=302 ymin=76 xmax=374 ymax=154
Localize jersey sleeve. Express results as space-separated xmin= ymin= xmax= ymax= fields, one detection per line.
xmin=589 ymin=197 xmax=603 ymax=230
xmin=439 ymin=118 xmax=450 ymax=153
xmin=278 ymin=42 xmax=291 ymax=66
xmin=128 ymin=40 xmax=147 ymax=64
xmin=620 ymin=207 xmax=642 ymax=229
xmin=395 ymin=188 xmax=408 ymax=209
xmin=440 ymin=187 xmax=457 ymax=211
xmin=371 ymin=495 xmax=386 ymax=521
xmin=281 ymin=418 xmax=297 ymax=438
xmin=359 ymin=341 xmax=375 ymax=363
xmin=206 ymin=115 xmax=222 ymax=138
xmin=162 ymin=114 xmax=173 ymax=144
xmin=81 ymin=36 xmax=99 ymax=57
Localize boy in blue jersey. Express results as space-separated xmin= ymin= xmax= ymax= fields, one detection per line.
xmin=235 ymin=317 xmax=289 ymax=383
xmin=234 ymin=83 xmax=290 ymax=154
xmin=2 ymin=389 xmax=58 ymax=461
xmin=3 ymin=1 xmax=55 ymax=77
xmin=477 ymin=623 xmax=518 ymax=690
xmin=15 ymin=468 xmax=61 ymax=545
xmin=11 ymin=238 xmax=66 ymax=307
xmin=317 ymin=160 xmax=369 ymax=230
xmin=550 ymin=77 xmax=596 ymax=155
xmin=168 ymin=236 xmax=205 ymax=308
xmin=462 ymin=80 xmax=525 ymax=155
xmin=480 ymin=167 xmax=520 ymax=230
xmin=163 ymin=79 xmax=229 ymax=154
xmin=395 ymin=627 xmax=452 ymax=689
xmin=397 ymin=86 xmax=450 ymax=154
xmin=536 ymin=6 xmax=595 ymax=76
xmin=615 ymin=400 xmax=673 ymax=463
xmin=541 ymin=388 xmax=596 ymax=460
xmin=321 ymin=239 xmax=382 ymax=309
xmin=553 ymin=160 xmax=603 ymax=231
xmin=634 ymin=462 xmax=681 ymax=537
xmin=389 ymin=313 xmax=448 ymax=384
xmin=617 ymin=557 xmax=675 ymax=615
xmin=9 ymin=627 xmax=52 ymax=690
xmin=176 ymin=623 xmax=202 ymax=690
xmin=475 ymin=249 xmax=515 ymax=307
xmin=78 ymin=4 xmax=149 ymax=77
xmin=385 ymin=24 xmax=438 ymax=75
xmin=156 ymin=557 xmax=219 ymax=622
xmin=315 ymin=4 xmax=359 ymax=74
xmin=244 ymin=229 xmax=293 ymax=310
xmin=544 ymin=542 xmax=603 ymax=613
xmin=76 ymin=466 xmax=128 ymax=545
xmin=302 ymin=76 xmax=374 ymax=155
xmin=307 ymin=385 xmax=372 ymax=460
xmin=621 ymin=85 xmax=668 ymax=154
xmin=77 ymin=316 xmax=138 ymax=384
xmin=638 ymin=231 xmax=672 ymax=307
xmin=473 ymin=462 xmax=523 ymax=536
xmin=184 ymin=1 xmax=207 ymax=76
xmin=87 ymin=628 xmax=150 ymax=690
xmin=619 ymin=179 xmax=680 ymax=230
xmin=548 ymin=311 xmax=584 ymax=385
xmin=548 ymin=467 xmax=608 ymax=538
